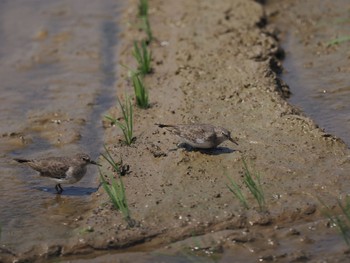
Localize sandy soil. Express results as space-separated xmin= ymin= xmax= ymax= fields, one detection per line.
xmin=3 ymin=0 xmax=350 ymax=262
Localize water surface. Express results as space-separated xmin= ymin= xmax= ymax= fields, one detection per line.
xmin=269 ymin=0 xmax=350 ymax=146
xmin=0 ymin=0 xmax=119 ymax=253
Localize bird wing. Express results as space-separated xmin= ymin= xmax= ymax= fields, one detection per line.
xmin=178 ymin=124 xmax=216 ymax=143
xmin=28 ymin=158 xmax=70 ymax=179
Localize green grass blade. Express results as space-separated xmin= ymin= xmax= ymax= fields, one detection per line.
xmin=100 ymin=148 xmax=133 ymax=226
xmin=121 ymin=96 xmax=134 ymax=145
xmin=104 ymin=115 xmax=117 ymax=125
xmin=142 ymin=16 xmax=152 ymax=43
xmin=138 ymin=0 xmax=148 ymax=17
xmin=225 ymin=173 xmax=249 ymax=209
xmin=319 ymin=197 xmax=350 ymax=246
xmin=100 ymin=170 xmax=119 ymax=209
xmin=128 ymin=97 xmax=134 ymax=141
xmin=141 ymin=40 xmax=151 ymax=73
xmin=101 ymin=145 xmax=120 ymax=172
xmin=132 ymin=41 xmax=142 ymax=65
xmin=132 ymin=41 xmax=152 ymax=75
xmin=120 ymin=63 xmax=138 ymax=77
xmin=104 ymin=97 xmax=134 ymax=145
xmin=327 ymin=36 xmax=350 ymax=46
xmin=242 ymin=159 xmax=266 ymax=211
xmin=132 ymin=73 xmax=149 ymax=109
xmin=118 ymin=97 xmax=127 ymax=122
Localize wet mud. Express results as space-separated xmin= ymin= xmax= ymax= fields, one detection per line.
xmin=1 ymin=0 xmax=350 ymax=262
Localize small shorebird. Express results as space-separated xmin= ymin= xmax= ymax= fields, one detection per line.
xmin=14 ymin=153 xmax=101 ymax=194
xmin=156 ymin=123 xmax=238 ymax=149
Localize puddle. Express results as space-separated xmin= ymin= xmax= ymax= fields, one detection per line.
xmin=268 ymin=0 xmax=350 ymax=146
xmin=0 ymin=0 xmax=120 ymax=253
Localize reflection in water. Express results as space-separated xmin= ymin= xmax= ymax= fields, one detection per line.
xmin=34 ymin=186 xmax=100 ymax=196
xmin=0 ymin=0 xmax=119 ymax=253
xmin=80 ymin=20 xmax=119 ymax=159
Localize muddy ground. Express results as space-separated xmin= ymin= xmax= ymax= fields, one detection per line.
xmin=2 ymin=0 xmax=350 ymax=262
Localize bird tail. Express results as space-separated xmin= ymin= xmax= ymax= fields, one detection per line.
xmin=14 ymin=158 xmax=31 ymax=163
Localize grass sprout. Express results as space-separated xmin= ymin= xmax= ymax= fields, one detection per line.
xmin=137 ymin=0 xmax=152 ymax=43
xmin=132 ymin=40 xmax=152 ymax=75
xmin=320 ymin=196 xmax=350 ymax=246
xmin=120 ymin=63 xmax=138 ymax=78
xmin=138 ymin=0 xmax=148 ymax=17
xmin=226 ymin=159 xmax=266 ymax=211
xmin=141 ymin=16 xmax=153 ymax=44
xmin=105 ymin=96 xmax=134 ymax=145
xmin=132 ymin=73 xmax=149 ymax=109
xmin=226 ymin=172 xmax=249 ymax=209
xmin=327 ymin=36 xmax=350 ymax=46
xmin=100 ymin=145 xmax=134 ymax=227
xmin=242 ymin=159 xmax=266 ymax=211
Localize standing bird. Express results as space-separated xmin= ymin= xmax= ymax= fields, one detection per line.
xmin=14 ymin=153 xmax=101 ymax=194
xmin=156 ymin=123 xmax=238 ymax=149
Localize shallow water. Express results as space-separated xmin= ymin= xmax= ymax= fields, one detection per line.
xmin=0 ymin=0 xmax=119 ymax=253
xmin=270 ymin=0 xmax=350 ymax=146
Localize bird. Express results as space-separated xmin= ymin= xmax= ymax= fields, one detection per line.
xmin=14 ymin=152 xmax=101 ymax=194
xmin=156 ymin=123 xmax=238 ymax=149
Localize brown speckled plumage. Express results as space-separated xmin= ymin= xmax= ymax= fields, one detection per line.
xmin=15 ymin=153 xmax=100 ymax=194
xmin=157 ymin=123 xmax=238 ymax=149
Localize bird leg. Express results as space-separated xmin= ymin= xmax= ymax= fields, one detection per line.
xmin=55 ymin=184 xmax=64 ymax=194
xmin=177 ymin=142 xmax=194 ymax=151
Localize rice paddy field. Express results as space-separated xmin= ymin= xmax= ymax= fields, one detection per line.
xmin=1 ymin=0 xmax=350 ymax=262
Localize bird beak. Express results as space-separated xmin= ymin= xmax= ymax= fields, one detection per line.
xmin=90 ymin=160 xmax=102 ymax=166
xmin=229 ymin=137 xmax=239 ymax=145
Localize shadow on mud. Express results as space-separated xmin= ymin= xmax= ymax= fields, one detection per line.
xmin=171 ymin=143 xmax=237 ymax=155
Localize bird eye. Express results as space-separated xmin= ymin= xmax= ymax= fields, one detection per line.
xmin=82 ymin=156 xmax=90 ymax=161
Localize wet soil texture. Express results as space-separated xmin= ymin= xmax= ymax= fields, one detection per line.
xmin=1 ymin=0 xmax=350 ymax=262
